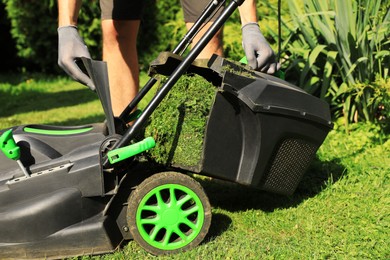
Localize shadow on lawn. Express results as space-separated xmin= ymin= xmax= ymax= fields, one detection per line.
xmin=192 ymin=157 xmax=345 ymax=243
xmin=50 ymin=114 xmax=106 ymax=126
xmin=197 ymin=157 xmax=345 ymax=213
xmin=0 ymin=88 xmax=98 ymax=117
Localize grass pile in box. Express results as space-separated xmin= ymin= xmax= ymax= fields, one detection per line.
xmin=144 ymin=74 xmax=216 ymax=170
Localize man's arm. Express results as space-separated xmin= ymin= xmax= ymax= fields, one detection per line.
xmin=238 ymin=0 xmax=258 ymax=25
xmin=58 ymin=0 xmax=81 ymax=26
xmin=238 ymin=0 xmax=280 ymax=73
xmin=57 ymin=0 xmax=94 ymax=89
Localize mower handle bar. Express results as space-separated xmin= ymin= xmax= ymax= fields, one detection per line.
xmin=119 ymin=0 xmax=245 ymax=122
xmin=104 ymin=0 xmax=245 ymax=167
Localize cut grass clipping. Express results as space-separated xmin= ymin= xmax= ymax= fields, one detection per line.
xmin=144 ymin=74 xmax=216 ymax=170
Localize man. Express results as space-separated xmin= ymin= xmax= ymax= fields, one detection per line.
xmin=58 ymin=0 xmax=141 ymax=116
xmin=57 ymin=0 xmax=279 ymax=117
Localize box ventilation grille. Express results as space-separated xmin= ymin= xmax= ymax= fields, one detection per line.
xmin=262 ymin=138 xmax=318 ymax=195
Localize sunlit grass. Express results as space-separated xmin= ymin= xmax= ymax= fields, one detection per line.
xmin=0 ymin=72 xmax=152 ymax=129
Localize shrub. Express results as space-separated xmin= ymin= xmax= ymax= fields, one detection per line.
xmin=2 ymin=0 xmax=57 ymax=71
xmin=0 ymin=3 xmax=19 ymax=71
xmin=343 ymin=76 xmax=390 ymax=130
xmin=283 ymin=0 xmax=390 ymax=125
xmin=1 ymin=0 xmax=101 ymax=72
xmin=137 ymin=0 xmax=184 ymax=69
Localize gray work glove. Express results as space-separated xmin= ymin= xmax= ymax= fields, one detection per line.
xmin=58 ymin=26 xmax=95 ymax=90
xmin=242 ymin=22 xmax=280 ymax=74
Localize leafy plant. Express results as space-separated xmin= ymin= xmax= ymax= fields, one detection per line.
xmin=343 ymin=76 xmax=390 ymax=129
xmin=1 ymin=0 xmax=101 ymax=72
xmin=283 ymin=0 xmax=390 ymax=125
xmin=137 ymin=0 xmax=185 ymax=68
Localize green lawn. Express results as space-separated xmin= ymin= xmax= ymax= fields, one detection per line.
xmin=0 ymin=74 xmax=389 ymax=259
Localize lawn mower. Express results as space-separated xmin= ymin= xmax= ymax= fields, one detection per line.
xmin=0 ymin=0 xmax=333 ymax=258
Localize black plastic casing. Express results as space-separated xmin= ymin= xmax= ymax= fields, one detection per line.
xmin=0 ymin=124 xmax=125 ymax=258
xmin=198 ymin=57 xmax=333 ymax=195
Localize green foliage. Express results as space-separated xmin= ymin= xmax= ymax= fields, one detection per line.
xmin=0 ymin=2 xmax=20 ymax=71
xmin=1 ymin=0 xmax=101 ymax=71
xmin=138 ymin=0 xmax=185 ymax=69
xmin=2 ymin=0 xmax=57 ymax=70
xmin=283 ymin=0 xmax=390 ymax=125
xmin=144 ymin=74 xmax=215 ymax=168
xmin=338 ymin=75 xmax=390 ymax=130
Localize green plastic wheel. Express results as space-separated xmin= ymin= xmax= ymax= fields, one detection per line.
xmin=127 ymin=172 xmax=211 ymax=255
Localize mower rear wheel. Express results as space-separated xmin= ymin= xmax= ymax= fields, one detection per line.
xmin=127 ymin=172 xmax=211 ymax=255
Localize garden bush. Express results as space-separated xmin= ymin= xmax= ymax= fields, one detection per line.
xmin=1 ymin=0 xmax=101 ymax=72
xmin=282 ymin=0 xmax=390 ymax=125
xmin=0 ymin=2 xmax=20 ymax=71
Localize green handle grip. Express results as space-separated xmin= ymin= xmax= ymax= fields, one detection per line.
xmin=0 ymin=129 xmax=21 ymax=160
xmin=107 ymin=137 xmax=156 ymax=164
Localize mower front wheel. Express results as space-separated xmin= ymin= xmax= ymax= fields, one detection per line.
xmin=127 ymin=172 xmax=211 ymax=255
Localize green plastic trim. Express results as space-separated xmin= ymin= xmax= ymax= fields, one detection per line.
xmin=107 ymin=137 xmax=155 ymax=164
xmin=0 ymin=129 xmax=21 ymax=160
xmin=23 ymin=126 xmax=93 ymax=135
xmin=239 ymin=56 xmax=248 ymax=64
xmin=136 ymin=183 xmax=205 ymax=250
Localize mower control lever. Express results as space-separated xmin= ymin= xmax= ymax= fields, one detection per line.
xmin=107 ymin=137 xmax=155 ymax=164
xmin=0 ymin=129 xmax=30 ymax=177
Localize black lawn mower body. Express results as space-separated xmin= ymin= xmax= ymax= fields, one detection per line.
xmin=0 ymin=0 xmax=332 ymax=258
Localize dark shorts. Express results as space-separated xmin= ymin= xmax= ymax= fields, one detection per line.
xmin=181 ymin=0 xmax=225 ymax=23
xmin=100 ymin=0 xmax=144 ymax=20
